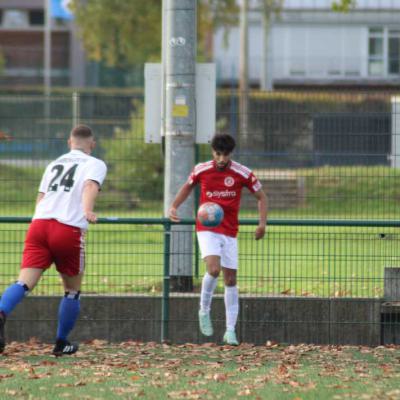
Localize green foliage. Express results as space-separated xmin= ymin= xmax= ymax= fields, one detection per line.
xmin=198 ymin=0 xmax=238 ymax=60
xmin=71 ymin=0 xmax=238 ymax=66
xmin=0 ymin=49 xmax=5 ymax=75
xmin=101 ymin=101 xmax=164 ymax=206
xmin=70 ymin=0 xmax=357 ymax=68
xmin=70 ymin=0 xmax=162 ymax=66
xmin=332 ymin=0 xmax=357 ymax=12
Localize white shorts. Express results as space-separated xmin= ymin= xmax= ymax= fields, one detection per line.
xmin=196 ymin=231 xmax=238 ymax=270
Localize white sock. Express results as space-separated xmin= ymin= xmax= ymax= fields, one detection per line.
xmin=224 ymin=285 xmax=239 ymax=331
xmin=200 ymin=273 xmax=218 ymax=313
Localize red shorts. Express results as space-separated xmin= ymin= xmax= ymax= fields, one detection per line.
xmin=22 ymin=219 xmax=85 ymax=276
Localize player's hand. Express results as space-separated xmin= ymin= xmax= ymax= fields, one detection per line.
xmin=168 ymin=207 xmax=180 ymax=222
xmin=254 ymin=225 xmax=266 ymax=240
xmin=85 ymin=211 xmax=98 ymax=224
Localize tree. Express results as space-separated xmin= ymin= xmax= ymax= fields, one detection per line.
xmin=259 ymin=0 xmax=284 ymax=90
xmin=0 ymin=50 xmax=4 ymax=76
xmin=198 ymin=0 xmax=238 ymax=61
xmin=70 ymin=0 xmax=161 ymax=67
xmin=71 ymin=0 xmax=238 ymax=66
xmin=332 ymin=0 xmax=357 ymax=12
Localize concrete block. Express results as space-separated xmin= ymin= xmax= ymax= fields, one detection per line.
xmin=283 ymin=298 xmax=330 ymax=344
xmin=240 ymin=297 xmax=330 ymax=345
xmin=168 ymin=296 xmax=226 ymax=344
xmin=381 ymin=302 xmax=400 ymax=345
xmin=0 ymin=295 xmax=386 ymax=346
xmin=384 ymin=267 xmax=400 ymax=300
xmin=241 ymin=298 xmax=285 ymax=344
xmin=330 ymin=299 xmax=381 ymax=346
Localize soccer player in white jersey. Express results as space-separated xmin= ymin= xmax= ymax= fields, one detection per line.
xmin=169 ymin=133 xmax=267 ymax=345
xmin=0 ymin=125 xmax=107 ymax=356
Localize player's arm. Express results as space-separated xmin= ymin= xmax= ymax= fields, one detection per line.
xmin=82 ymin=180 xmax=101 ymax=223
xmin=168 ymin=182 xmax=194 ymax=222
xmin=252 ymin=189 xmax=267 ymax=240
xmin=36 ymin=163 xmax=52 ymax=205
xmin=36 ymin=192 xmax=45 ymax=204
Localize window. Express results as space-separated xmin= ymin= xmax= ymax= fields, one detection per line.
xmin=388 ymin=29 xmax=400 ymax=75
xmin=368 ymin=27 xmax=400 ymax=77
xmin=3 ymin=10 xmax=28 ymax=28
xmin=29 ymin=10 xmax=44 ymax=26
xmin=368 ymin=28 xmax=384 ymax=76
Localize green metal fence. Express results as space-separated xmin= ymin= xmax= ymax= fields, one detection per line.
xmin=1 ymin=217 xmax=399 ymax=297
xmin=0 ymin=91 xmax=399 ymax=305
xmin=1 ymin=217 xmax=399 ymax=343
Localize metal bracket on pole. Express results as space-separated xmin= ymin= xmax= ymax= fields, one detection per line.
xmin=165 ymin=130 xmax=194 ymax=137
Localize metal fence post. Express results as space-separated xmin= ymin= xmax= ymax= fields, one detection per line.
xmin=194 ymin=144 xmax=200 ymax=279
xmin=162 ymin=220 xmax=171 ymax=342
xmin=72 ymin=91 xmax=80 ymax=127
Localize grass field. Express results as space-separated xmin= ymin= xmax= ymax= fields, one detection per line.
xmin=0 ymin=341 xmax=399 ymax=399
xmin=2 ymin=164 xmax=400 ymax=219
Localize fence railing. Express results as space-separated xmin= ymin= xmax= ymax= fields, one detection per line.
xmin=2 ymin=217 xmax=399 ymax=295
xmin=1 ymin=217 xmax=399 ymax=340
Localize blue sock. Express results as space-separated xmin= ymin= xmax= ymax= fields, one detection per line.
xmin=0 ymin=281 xmax=29 ymax=315
xmin=56 ymin=291 xmax=81 ymax=341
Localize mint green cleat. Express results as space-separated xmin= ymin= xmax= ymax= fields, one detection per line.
xmin=198 ymin=310 xmax=213 ymax=336
xmin=223 ymin=330 xmax=239 ymax=346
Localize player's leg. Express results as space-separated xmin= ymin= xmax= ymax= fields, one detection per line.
xmin=0 ymin=268 xmax=43 ymax=316
xmin=198 ymin=255 xmax=221 ymax=336
xmin=0 ymin=220 xmax=51 ymax=353
xmin=52 ymin=273 xmax=82 ymax=356
xmin=201 ymin=255 xmax=221 ymax=313
xmin=222 ymin=268 xmax=239 ymax=345
xmin=0 ymin=268 xmax=44 ymax=353
xmin=50 ymin=221 xmax=84 ymax=356
xmin=197 ymin=232 xmax=222 ymax=336
xmin=221 ymin=236 xmax=239 ymax=345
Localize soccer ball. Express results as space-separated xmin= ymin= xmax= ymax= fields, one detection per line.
xmin=197 ymin=202 xmax=224 ymax=227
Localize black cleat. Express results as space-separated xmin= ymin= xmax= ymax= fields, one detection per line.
xmin=0 ymin=312 xmax=6 ymax=353
xmin=52 ymin=339 xmax=79 ymax=357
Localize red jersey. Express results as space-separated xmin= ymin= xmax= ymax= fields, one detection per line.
xmin=188 ymin=160 xmax=262 ymax=237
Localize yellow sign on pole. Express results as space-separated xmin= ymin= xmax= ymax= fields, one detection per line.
xmin=172 ymin=104 xmax=189 ymax=117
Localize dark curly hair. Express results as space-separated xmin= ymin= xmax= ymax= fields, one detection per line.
xmin=211 ymin=134 xmax=235 ymax=154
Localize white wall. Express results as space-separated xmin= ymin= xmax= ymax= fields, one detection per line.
xmin=282 ymin=0 xmax=400 ymax=9
xmin=214 ymin=23 xmax=367 ymax=83
xmin=271 ymin=25 xmax=366 ymax=79
xmin=213 ymin=2 xmax=400 ymax=86
xmin=214 ymin=24 xmax=262 ymax=84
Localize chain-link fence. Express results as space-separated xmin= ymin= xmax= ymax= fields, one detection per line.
xmin=0 ymin=90 xmax=399 ymax=343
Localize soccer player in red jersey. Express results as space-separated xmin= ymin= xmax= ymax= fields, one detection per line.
xmin=0 ymin=125 xmax=107 ymax=356
xmin=169 ymin=133 xmax=267 ymax=345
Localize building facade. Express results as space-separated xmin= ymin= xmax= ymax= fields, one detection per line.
xmin=214 ymin=0 xmax=400 ymax=89
xmin=1 ymin=0 xmax=399 ymax=90
xmin=0 ymin=0 xmax=85 ymax=87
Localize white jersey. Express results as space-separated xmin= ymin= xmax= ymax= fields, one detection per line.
xmin=33 ymin=149 xmax=107 ymax=229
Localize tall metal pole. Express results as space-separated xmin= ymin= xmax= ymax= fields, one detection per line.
xmin=72 ymin=91 xmax=80 ymax=127
xmin=260 ymin=4 xmax=274 ymax=91
xmin=44 ymin=0 xmax=51 ymax=93
xmin=239 ymin=0 xmax=249 ymax=150
xmin=163 ymin=0 xmax=196 ymax=291
xmin=44 ymin=0 xmax=52 ymax=138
